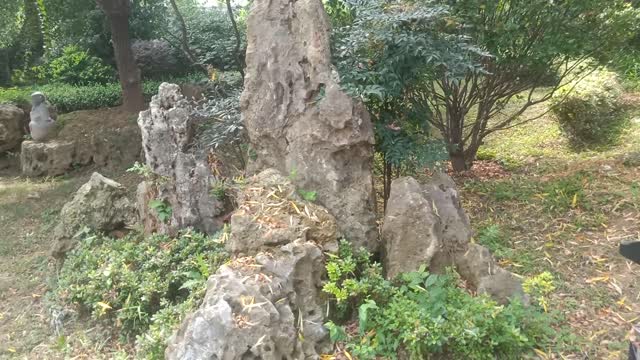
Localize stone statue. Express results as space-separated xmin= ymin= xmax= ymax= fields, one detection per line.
xmin=29 ymin=92 xmax=56 ymax=142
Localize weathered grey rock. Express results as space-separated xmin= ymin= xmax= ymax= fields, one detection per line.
xmin=29 ymin=92 xmax=56 ymax=142
xmin=241 ymin=0 xmax=377 ymax=251
xmin=382 ymin=177 xmax=440 ymax=279
xmin=382 ymin=174 xmax=526 ymax=304
xmin=51 ymin=172 xmax=135 ymax=258
xmin=228 ymin=168 xmax=338 ymax=255
xmin=0 ymin=104 xmax=24 ymax=152
xmin=166 ymin=240 xmax=330 ymax=360
xmin=167 ymin=169 xmax=337 ymax=359
xmin=138 ymin=83 xmax=226 ymax=235
xmin=20 ymin=140 xmax=74 ymax=176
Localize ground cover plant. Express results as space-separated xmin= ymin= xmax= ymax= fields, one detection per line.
xmin=55 ymin=229 xmax=228 ymax=358
xmin=323 ymin=241 xmax=556 ymax=359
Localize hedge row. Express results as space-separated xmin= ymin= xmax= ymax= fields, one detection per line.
xmin=0 ymin=74 xmax=208 ymax=113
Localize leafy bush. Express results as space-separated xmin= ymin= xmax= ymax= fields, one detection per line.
xmin=56 ymin=229 xmax=228 ymax=354
xmin=47 ymin=46 xmax=115 ymax=85
xmin=612 ymin=49 xmax=640 ymax=90
xmin=323 ymin=241 xmax=553 ymax=359
xmin=551 ymin=68 xmax=626 ymax=148
xmin=523 ymin=272 xmax=556 ymax=312
xmin=10 ymin=46 xmax=115 ymax=86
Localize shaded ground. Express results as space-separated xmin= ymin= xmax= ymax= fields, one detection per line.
xmin=0 ymin=152 xmax=140 ymax=360
xmin=460 ymin=111 xmax=640 ymax=359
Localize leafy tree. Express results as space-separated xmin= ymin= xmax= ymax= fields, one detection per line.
xmin=164 ymin=0 xmax=246 ymax=73
xmin=332 ymin=0 xmax=473 ymax=204
xmin=422 ymin=0 xmax=637 ymax=171
xmin=95 ymin=0 xmax=144 ymax=112
xmin=335 ymin=0 xmax=637 ymax=173
xmin=10 ymin=0 xmax=45 ymax=71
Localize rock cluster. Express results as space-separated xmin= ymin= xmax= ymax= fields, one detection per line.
xmin=240 ymin=0 xmax=377 ymax=252
xmin=382 ymin=175 xmax=526 ymax=304
xmin=51 ymin=172 xmax=135 ymax=259
xmin=137 ymin=83 xmax=226 ymax=235
xmin=166 ymin=169 xmax=335 ymax=359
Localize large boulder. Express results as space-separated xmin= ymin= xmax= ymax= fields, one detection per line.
xmin=382 ymin=174 xmax=526 ymax=304
xmin=137 ymin=83 xmax=226 ymax=235
xmin=166 ymin=169 xmax=337 ymax=359
xmin=20 ymin=140 xmax=74 ymax=176
xmin=166 ymin=240 xmax=329 ymax=360
xmin=51 ymin=172 xmax=135 ymax=258
xmin=0 ymin=104 xmax=24 ymax=153
xmin=241 ymin=0 xmax=377 ymax=251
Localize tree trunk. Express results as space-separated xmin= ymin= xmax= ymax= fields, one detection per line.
xmin=96 ymin=0 xmax=144 ymax=112
xmin=450 ymin=150 xmax=468 ymax=172
xmin=0 ymin=49 xmax=10 ymax=87
xmin=225 ymin=0 xmax=245 ymax=79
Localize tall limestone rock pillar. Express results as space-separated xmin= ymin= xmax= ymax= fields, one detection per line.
xmin=241 ymin=0 xmax=378 ymax=251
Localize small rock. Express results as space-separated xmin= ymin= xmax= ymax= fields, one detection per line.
xmin=51 ymin=172 xmax=135 ymax=258
xmin=600 ymin=164 xmax=613 ymax=172
xmin=227 ymin=169 xmax=338 ymax=255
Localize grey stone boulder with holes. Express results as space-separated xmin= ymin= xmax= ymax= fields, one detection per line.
xmin=165 ymin=240 xmax=329 ymax=360
xmin=21 ymin=140 xmax=74 ymax=176
xmin=51 ymin=172 xmax=135 ymax=259
xmin=137 ymin=83 xmax=226 ymax=236
xmin=241 ymin=0 xmax=377 ymax=252
xmin=0 ymin=104 xmax=24 ymax=153
xmin=382 ymin=177 xmax=441 ymax=279
xmin=165 ymin=169 xmax=336 ymax=359
xmin=382 ymin=174 xmax=526 ymax=304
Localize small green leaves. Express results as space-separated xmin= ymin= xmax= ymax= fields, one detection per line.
xmin=149 ymin=199 xmax=172 ymax=223
xmin=298 ymin=189 xmax=317 ymax=202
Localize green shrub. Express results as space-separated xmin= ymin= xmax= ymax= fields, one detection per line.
xmin=551 ymin=68 xmax=626 ymax=148
xmin=323 ymin=241 xmax=553 ymax=359
xmin=10 ymin=46 xmax=115 ymax=86
xmin=0 ymin=75 xmax=205 ymax=113
xmin=46 ymin=46 xmax=115 ymax=85
xmin=56 ymin=229 xmax=229 ymax=352
xmin=612 ymin=49 xmax=640 ymax=90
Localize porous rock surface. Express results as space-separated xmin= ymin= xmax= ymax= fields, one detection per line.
xmin=241 ymin=0 xmax=377 ymax=251
xmin=51 ymin=172 xmax=135 ymax=258
xmin=0 ymin=104 xmax=24 ymax=153
xmin=227 ymin=168 xmax=338 ymax=254
xmin=21 ymin=140 xmax=74 ymax=176
xmin=382 ymin=174 xmax=526 ymax=304
xmin=137 ymin=83 xmax=226 ymax=235
xmin=166 ymin=240 xmax=329 ymax=360
xmin=166 ymin=169 xmax=335 ymax=359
